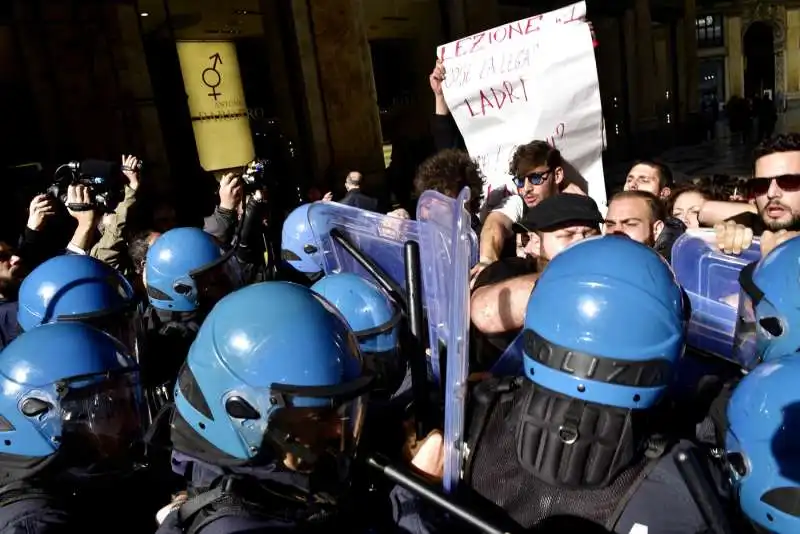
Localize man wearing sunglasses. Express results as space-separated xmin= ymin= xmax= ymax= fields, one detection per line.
xmin=715 ymin=134 xmax=800 ymax=255
xmin=474 ymin=141 xmax=565 ymax=282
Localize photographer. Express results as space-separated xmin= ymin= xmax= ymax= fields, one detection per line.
xmin=16 ymin=156 xmax=141 ymax=270
xmin=203 ymin=169 xmax=275 ymax=283
xmin=202 ymin=172 xmax=243 ymax=247
xmin=85 ymin=155 xmax=141 ymax=272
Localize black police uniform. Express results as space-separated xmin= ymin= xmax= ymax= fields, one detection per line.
xmin=157 ymin=453 xmax=345 ymax=534
xmin=0 ymin=467 xmax=167 ymax=534
xmin=138 ymin=304 xmax=202 ymax=411
xmin=0 ymin=481 xmax=71 ymax=534
xmin=466 ymin=379 xmax=730 ymax=533
xmin=395 ymin=378 xmax=735 ymax=534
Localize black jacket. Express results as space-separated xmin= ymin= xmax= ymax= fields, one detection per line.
xmin=339 ymin=190 xmax=379 ymax=212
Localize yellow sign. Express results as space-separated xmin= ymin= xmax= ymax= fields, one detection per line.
xmin=176 ymin=41 xmax=255 ymax=171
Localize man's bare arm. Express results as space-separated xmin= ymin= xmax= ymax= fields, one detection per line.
xmin=470 ymin=273 xmax=538 ymax=334
xmin=699 ymin=201 xmax=756 ymax=227
xmin=479 ymin=211 xmax=514 ymax=264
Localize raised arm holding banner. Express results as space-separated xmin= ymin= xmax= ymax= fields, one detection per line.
xmin=438 ymin=1 xmax=607 ymax=211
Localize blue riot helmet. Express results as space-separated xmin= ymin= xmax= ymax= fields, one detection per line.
xmin=311 ymin=273 xmax=403 ymax=395
xmin=734 ymin=236 xmax=800 ymax=368
xmin=145 ymin=227 xmax=242 ymax=313
xmin=281 ymin=203 xmax=324 ymax=280
xmin=17 ymin=254 xmax=137 ymax=352
xmin=726 ymin=355 xmax=800 ymax=533
xmin=0 ymin=322 xmax=142 ymax=463
xmin=519 ymin=236 xmax=685 ymax=487
xmin=172 ymin=282 xmax=372 ymax=468
xmin=524 ymin=235 xmax=685 ymax=409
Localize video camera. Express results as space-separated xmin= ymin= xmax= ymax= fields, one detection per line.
xmin=47 ymin=159 xmax=130 ymax=213
xmin=240 ymin=158 xmax=274 ymax=194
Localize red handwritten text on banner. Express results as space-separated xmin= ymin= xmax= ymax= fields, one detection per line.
xmin=437 ymin=1 xmax=607 ymax=211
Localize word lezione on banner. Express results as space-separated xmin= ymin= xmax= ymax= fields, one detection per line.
xmin=437 ymin=1 xmax=585 ymax=61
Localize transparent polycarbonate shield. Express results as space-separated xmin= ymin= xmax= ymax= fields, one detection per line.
xmin=671 ymin=230 xmax=761 ymax=361
xmin=490 ymin=331 xmax=526 ymax=377
xmin=417 ymin=188 xmax=472 ymax=493
xmin=306 ymin=202 xmax=418 ymax=296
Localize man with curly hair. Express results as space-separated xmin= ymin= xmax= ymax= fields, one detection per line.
xmin=413 ymin=149 xmax=483 ymax=217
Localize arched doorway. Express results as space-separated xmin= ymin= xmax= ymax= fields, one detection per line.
xmin=743 ymin=21 xmax=775 ymax=98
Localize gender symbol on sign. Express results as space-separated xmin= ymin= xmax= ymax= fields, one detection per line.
xmin=202 ymin=53 xmax=223 ymax=100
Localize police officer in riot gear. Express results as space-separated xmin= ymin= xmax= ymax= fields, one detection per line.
xmin=699 ymin=234 xmax=800 ymax=449
xmin=726 ymin=355 xmax=800 ymax=533
xmin=156 ymin=282 xmax=374 ymax=533
xmin=280 ymin=203 xmax=326 ymax=285
xmin=0 ymin=322 xmax=148 ymax=533
xmin=140 ymin=227 xmax=241 ymax=414
xmin=16 ymin=254 xmax=138 ymax=351
xmin=400 ymin=236 xmax=734 ymax=533
xmin=311 ymin=273 xmax=404 ymax=396
xmin=734 ymin=235 xmax=800 ymax=368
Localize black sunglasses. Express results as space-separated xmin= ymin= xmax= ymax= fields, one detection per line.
xmin=747 ymin=174 xmax=800 ymax=196
xmin=513 ymin=170 xmax=551 ymax=189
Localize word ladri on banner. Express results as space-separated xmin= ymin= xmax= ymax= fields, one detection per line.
xmin=438 ymin=2 xmax=607 ymax=209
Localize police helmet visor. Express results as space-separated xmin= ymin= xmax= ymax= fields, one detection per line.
xmin=61 ymin=309 xmax=140 ymax=360
xmin=188 ymin=249 xmax=244 ymax=308
xmin=269 ymin=394 xmax=367 ymax=470
xmin=58 ymin=369 xmax=143 ymax=463
xmin=354 ymin=310 xmax=404 ymax=395
xmin=46 ymin=273 xmax=136 ymax=326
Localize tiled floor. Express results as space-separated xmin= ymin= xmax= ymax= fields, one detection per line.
xmin=604 ymin=107 xmax=800 ymax=188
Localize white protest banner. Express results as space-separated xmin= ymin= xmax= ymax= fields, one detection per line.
xmin=438 ymin=2 xmax=606 ymax=209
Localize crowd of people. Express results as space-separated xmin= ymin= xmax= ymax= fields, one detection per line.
xmin=0 ymin=57 xmax=799 ymax=534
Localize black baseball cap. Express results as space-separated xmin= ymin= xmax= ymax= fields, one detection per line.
xmin=516 ymin=193 xmax=604 ymax=232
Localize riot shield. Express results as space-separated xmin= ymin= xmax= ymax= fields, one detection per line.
xmin=307 ymin=199 xmax=477 ymax=380
xmin=306 ymin=202 xmax=419 ymax=296
xmin=417 ymin=188 xmax=472 ymax=493
xmin=672 ymin=230 xmax=760 ymax=361
xmin=490 ymin=331 xmax=525 ymax=377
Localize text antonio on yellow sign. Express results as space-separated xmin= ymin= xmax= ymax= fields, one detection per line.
xmin=176 ymin=41 xmax=255 ymax=171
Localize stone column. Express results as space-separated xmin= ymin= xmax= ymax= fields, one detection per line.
xmin=293 ymin=0 xmax=384 ymax=187
xmin=726 ymin=16 xmax=744 ymax=98
xmin=632 ymin=0 xmax=658 ymax=127
xmin=682 ymin=0 xmax=700 ymax=114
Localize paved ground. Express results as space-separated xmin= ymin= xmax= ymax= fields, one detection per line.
xmin=604 ymin=107 xmax=800 ymax=187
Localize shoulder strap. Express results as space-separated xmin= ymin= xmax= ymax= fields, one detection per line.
xmin=604 ymin=435 xmax=673 ymax=531
xmin=463 ymin=376 xmax=522 ymax=483
xmin=177 ymin=486 xmax=226 ymax=526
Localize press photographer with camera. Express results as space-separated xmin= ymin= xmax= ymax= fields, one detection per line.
xmin=202 ymin=172 xmax=243 ymax=247
xmin=14 ymin=155 xmax=140 ymax=271
xmin=202 ymin=159 xmax=280 ymax=283
xmin=66 ymin=155 xmax=141 ymax=272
